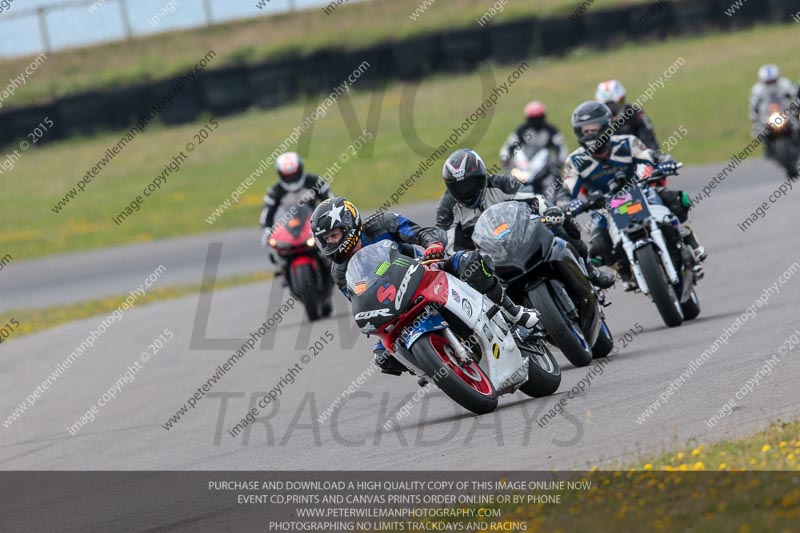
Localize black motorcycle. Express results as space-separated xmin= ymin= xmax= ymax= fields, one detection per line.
xmin=472 ymin=201 xmax=614 ymax=368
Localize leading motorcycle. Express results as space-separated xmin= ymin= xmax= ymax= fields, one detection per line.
xmin=472 ymin=201 xmax=614 ymax=368
xmin=346 ymin=241 xmax=561 ymax=415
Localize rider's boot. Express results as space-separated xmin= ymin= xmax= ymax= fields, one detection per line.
xmin=500 ymin=293 xmax=542 ymax=329
xmin=681 ymin=223 xmax=707 ymax=263
xmin=586 ymin=259 xmax=616 ymax=289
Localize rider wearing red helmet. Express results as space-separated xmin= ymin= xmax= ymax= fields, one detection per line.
xmin=499 ymin=101 xmax=569 ymax=169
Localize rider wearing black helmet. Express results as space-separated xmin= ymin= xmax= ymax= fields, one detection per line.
xmin=436 ymin=148 xmax=615 ymax=289
xmin=562 ymin=101 xmax=705 ymax=290
xmin=312 ymin=196 xmax=541 ymax=376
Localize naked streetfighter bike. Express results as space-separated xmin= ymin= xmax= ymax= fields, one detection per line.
xmin=570 ymin=164 xmax=701 ymax=328
xmin=346 ymin=241 xmax=561 ymax=415
xmin=472 ymin=201 xmax=614 ymax=368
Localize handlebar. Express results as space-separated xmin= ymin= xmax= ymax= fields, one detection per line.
xmin=566 ymin=162 xmax=683 ymax=216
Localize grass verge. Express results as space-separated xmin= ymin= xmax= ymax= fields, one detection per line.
xmin=384 ymin=420 xmax=800 ymax=532
xmin=3 ymin=270 xmax=273 ymax=341
xmin=4 ymin=23 xmax=799 ymax=260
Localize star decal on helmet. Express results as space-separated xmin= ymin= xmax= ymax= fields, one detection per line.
xmin=327 ymin=204 xmax=344 ymax=229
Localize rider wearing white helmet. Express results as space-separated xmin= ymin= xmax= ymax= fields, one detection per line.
xmin=595 ymin=80 xmax=659 ymax=149
xmin=748 ymin=64 xmax=798 ymax=139
xmin=259 ymin=152 xmax=333 ymax=248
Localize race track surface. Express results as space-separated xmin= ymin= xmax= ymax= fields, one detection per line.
xmin=2 ymin=158 xmax=800 ymax=473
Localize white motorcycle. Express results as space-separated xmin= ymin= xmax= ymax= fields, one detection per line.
xmin=570 ymin=164 xmax=701 ymax=328
xmin=346 ymin=241 xmax=561 ymax=414
xmin=508 ymin=147 xmax=558 ymax=198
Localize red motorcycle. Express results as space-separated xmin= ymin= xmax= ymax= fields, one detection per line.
xmin=268 ymin=204 xmax=333 ymax=321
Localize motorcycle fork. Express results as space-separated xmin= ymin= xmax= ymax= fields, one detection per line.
xmin=441 ymin=327 xmax=475 ymax=365
xmin=648 ymin=219 xmax=681 ymax=284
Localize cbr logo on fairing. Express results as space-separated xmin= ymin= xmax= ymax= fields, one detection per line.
xmin=355 ymin=309 xmax=392 ymax=320
xmin=395 ymin=264 xmax=419 ymax=310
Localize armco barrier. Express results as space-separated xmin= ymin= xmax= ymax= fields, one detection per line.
xmin=0 ymin=0 xmax=791 ymax=148
xmin=582 ymin=6 xmax=639 ymax=47
xmin=488 ymin=21 xmax=536 ymax=64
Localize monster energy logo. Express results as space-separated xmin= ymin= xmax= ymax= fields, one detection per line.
xmin=393 ymin=258 xmax=412 ymax=267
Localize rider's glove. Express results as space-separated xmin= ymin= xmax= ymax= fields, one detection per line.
xmin=423 ymin=242 xmax=445 ymax=261
xmin=656 ymin=161 xmax=678 ymax=176
xmin=566 ymin=199 xmax=585 ymax=216
xmin=260 ymin=226 xmax=273 ymax=247
xmin=540 ymin=206 xmax=565 ymax=227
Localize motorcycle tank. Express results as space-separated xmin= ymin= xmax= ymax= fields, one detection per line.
xmin=346 ymin=242 xmax=425 ymax=331
xmin=473 ymin=201 xmax=553 ymax=276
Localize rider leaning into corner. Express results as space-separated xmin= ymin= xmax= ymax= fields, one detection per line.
xmin=259 ymin=152 xmax=334 ymax=257
xmin=748 ymin=64 xmax=799 ymax=174
xmin=310 ymin=196 xmax=541 ymax=376
xmin=560 ymin=101 xmax=707 ymax=291
xmin=498 ymin=101 xmax=569 ymax=170
xmin=436 ymin=148 xmax=615 ymax=290
xmin=595 ymin=80 xmax=659 ymax=150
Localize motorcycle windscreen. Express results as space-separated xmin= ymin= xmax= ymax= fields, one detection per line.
xmin=346 ymin=242 xmax=425 ymax=331
xmin=472 ymin=201 xmax=553 ymax=276
xmin=275 ymin=204 xmax=314 ymax=239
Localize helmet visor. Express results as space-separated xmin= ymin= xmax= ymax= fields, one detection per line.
xmin=447 ymin=179 xmax=484 ymax=207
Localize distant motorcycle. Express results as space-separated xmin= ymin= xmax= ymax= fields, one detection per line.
xmin=760 ymin=98 xmax=800 ymax=179
xmin=346 ymin=241 xmax=561 ymax=415
xmin=570 ymin=164 xmax=701 ymax=328
xmin=507 ymin=148 xmax=559 ymax=198
xmin=268 ymin=204 xmax=333 ymax=321
xmin=472 ymin=201 xmax=614 ymax=368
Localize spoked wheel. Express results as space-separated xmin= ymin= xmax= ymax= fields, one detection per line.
xmin=411 ymin=331 xmax=498 ymax=415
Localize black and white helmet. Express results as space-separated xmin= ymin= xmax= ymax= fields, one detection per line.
xmin=442 ymin=149 xmax=488 ymax=208
xmin=571 ymin=101 xmax=613 ymax=154
xmin=311 ymin=197 xmax=362 ymax=263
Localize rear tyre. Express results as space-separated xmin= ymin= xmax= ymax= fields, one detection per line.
xmin=517 ymin=339 xmax=561 ymax=398
xmin=591 ymin=320 xmax=614 ymax=358
xmin=411 ymin=332 xmax=498 ymax=415
xmin=529 ymin=284 xmax=593 ymax=367
xmin=289 ymin=263 xmax=323 ymax=321
xmin=681 ymin=288 xmax=701 ymax=320
xmin=636 ymin=244 xmax=684 ymax=328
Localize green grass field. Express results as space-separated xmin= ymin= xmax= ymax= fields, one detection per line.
xmin=3 ymin=23 xmax=799 ymax=260
xmin=0 ymin=0 xmax=649 ymax=106
xmin=381 ymin=419 xmax=800 ymax=531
